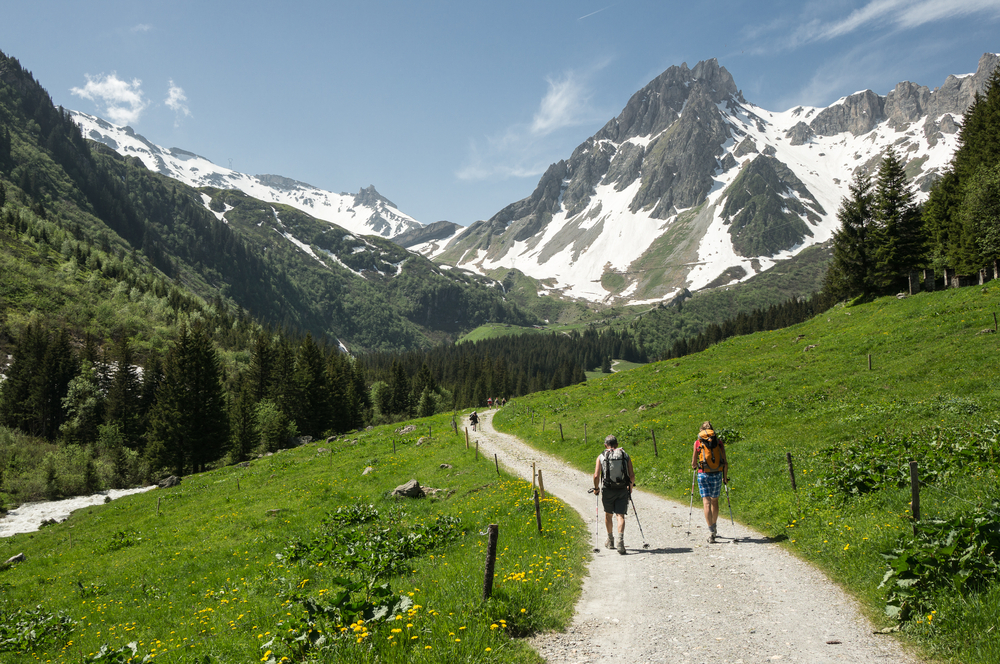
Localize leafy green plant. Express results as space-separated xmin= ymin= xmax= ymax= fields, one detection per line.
xmin=95 ymin=528 xmax=142 ymax=554
xmin=880 ymin=507 xmax=1000 ymax=621
xmin=0 ymin=605 xmax=76 ymax=653
xmin=817 ymin=424 xmax=1000 ymax=500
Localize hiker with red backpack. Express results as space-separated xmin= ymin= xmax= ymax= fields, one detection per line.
xmin=691 ymin=421 xmax=728 ymax=543
xmin=593 ymin=435 xmax=636 ymax=554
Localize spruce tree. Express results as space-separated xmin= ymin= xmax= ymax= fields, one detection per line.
xmin=924 ymin=63 xmax=1000 ymax=271
xmin=826 ymin=170 xmax=875 ymax=299
xmin=871 ymin=148 xmax=923 ymax=291
xmin=104 ymin=336 xmax=141 ymax=448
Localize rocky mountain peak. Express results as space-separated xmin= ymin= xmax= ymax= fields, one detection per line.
xmin=354 ymin=185 xmax=397 ymax=210
xmin=599 ymin=58 xmax=739 ymax=144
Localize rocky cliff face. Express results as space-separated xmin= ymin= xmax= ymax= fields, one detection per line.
xmin=417 ymin=53 xmax=999 ymax=306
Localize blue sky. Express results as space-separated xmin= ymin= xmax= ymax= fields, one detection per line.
xmin=2 ymin=1 xmax=998 ymax=226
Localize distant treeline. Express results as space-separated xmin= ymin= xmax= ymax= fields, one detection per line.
xmin=658 ymin=291 xmax=839 ymax=360
xmin=359 ymin=327 xmax=648 ymax=416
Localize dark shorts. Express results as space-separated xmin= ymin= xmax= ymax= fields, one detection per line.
xmin=601 ymin=486 xmax=630 ymax=515
xmin=698 ymin=471 xmax=724 ymax=498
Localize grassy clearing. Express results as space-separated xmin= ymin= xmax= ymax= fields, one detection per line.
xmin=495 ymin=286 xmax=1000 ymax=664
xmin=0 ymin=412 xmax=589 ymax=663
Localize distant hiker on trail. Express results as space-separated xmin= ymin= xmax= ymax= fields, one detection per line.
xmin=692 ymin=421 xmax=728 ymax=543
xmin=487 ymin=396 xmax=493 ymax=407
xmin=470 ymin=411 xmax=479 ymax=431
xmin=593 ymin=434 xmax=635 ymax=554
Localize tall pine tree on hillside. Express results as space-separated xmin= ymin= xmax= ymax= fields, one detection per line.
xmin=871 ymin=148 xmax=924 ymax=290
xmin=146 ymin=323 xmax=229 ymax=475
xmin=924 ymin=63 xmax=1000 ymax=272
xmin=826 ymin=150 xmax=922 ymax=300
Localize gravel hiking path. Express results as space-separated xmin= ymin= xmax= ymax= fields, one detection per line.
xmin=470 ymin=410 xmax=921 ymax=664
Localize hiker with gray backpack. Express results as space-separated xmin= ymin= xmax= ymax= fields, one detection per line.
xmin=592 ymin=435 xmax=636 ymax=554
xmin=691 ymin=420 xmax=729 ymax=543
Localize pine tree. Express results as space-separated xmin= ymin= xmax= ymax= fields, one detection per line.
xmin=871 ymin=148 xmax=923 ymax=291
xmin=963 ymin=162 xmax=1000 ymax=263
xmin=146 ymin=323 xmax=229 ymax=475
xmin=825 ymin=170 xmax=875 ymax=299
xmin=289 ymin=333 xmax=330 ymax=438
xmin=105 ymin=335 xmax=141 ymax=448
xmin=924 ymin=63 xmax=1000 ymax=271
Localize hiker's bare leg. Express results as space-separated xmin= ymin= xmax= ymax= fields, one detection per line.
xmin=616 ymin=513 xmax=626 ymax=535
xmin=703 ymin=497 xmax=720 ymax=526
xmin=604 ymin=512 xmax=614 ymax=536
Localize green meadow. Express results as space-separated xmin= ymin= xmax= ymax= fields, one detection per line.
xmin=495 ymin=285 xmax=1000 ymax=664
xmin=0 ymin=413 xmax=589 ymax=663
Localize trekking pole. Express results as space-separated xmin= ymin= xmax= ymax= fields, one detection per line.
xmin=687 ymin=470 xmax=696 ymax=535
xmin=587 ymin=488 xmax=600 ymax=553
xmin=724 ymin=480 xmax=737 ymax=544
xmin=629 ymin=492 xmax=651 ymax=549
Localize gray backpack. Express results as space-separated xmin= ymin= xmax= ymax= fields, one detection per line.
xmin=601 ymin=448 xmax=629 ymax=489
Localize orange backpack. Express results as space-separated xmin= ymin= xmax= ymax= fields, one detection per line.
xmin=696 ymin=430 xmax=724 ymax=472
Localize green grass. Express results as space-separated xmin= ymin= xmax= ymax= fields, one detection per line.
xmin=0 ymin=412 xmax=589 ymax=663
xmin=495 ymin=285 xmax=1000 ymax=664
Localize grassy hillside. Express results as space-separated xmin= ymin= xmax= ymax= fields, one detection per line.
xmin=495 ymin=285 xmax=1000 ymax=664
xmin=0 ymin=411 xmax=589 ymax=663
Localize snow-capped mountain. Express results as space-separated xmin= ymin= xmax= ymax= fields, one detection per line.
xmin=417 ymin=53 xmax=999 ymax=305
xmin=70 ymin=111 xmax=423 ymax=240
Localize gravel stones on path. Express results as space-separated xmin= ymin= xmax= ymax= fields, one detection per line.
xmin=471 ymin=410 xmax=921 ymax=664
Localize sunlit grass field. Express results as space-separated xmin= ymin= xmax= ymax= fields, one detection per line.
xmin=0 ymin=413 xmax=589 ymax=663
xmin=495 ymin=286 xmax=1000 ymax=664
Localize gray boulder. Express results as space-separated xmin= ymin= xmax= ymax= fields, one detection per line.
xmin=391 ymin=479 xmax=425 ymax=499
xmin=157 ymin=476 xmax=182 ymax=488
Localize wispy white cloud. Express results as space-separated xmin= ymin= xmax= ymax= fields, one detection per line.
xmin=458 ymin=67 xmax=608 ymax=181
xmin=130 ymin=23 xmax=152 ymax=33
xmin=70 ymin=73 xmax=148 ymax=126
xmin=165 ymin=80 xmax=191 ymax=126
xmin=750 ymin=0 xmax=1000 ymax=52
xmin=531 ymin=71 xmax=594 ymax=136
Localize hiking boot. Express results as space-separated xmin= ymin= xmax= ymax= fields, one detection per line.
xmin=708 ymin=531 xmax=717 ymax=544
xmin=616 ymin=536 xmax=626 ymax=555
xmin=604 ymin=534 xmax=615 ymax=549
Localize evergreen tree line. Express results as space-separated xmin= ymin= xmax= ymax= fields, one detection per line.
xmin=657 ymin=291 xmax=839 ymax=360
xmin=358 ymin=327 xmax=648 ymax=419
xmin=826 ymin=64 xmax=1000 ymax=299
xmin=0 ymin=322 xmax=369 ymax=485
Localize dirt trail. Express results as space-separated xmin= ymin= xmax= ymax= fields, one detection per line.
xmin=470 ymin=410 xmax=920 ymax=664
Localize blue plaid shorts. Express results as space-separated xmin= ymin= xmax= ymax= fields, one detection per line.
xmin=698 ymin=471 xmax=724 ymax=498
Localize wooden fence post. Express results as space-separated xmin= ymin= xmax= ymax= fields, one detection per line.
xmin=538 ymin=469 xmax=545 ymax=499
xmin=532 ymin=462 xmax=536 ymax=491
xmin=584 ymin=423 xmax=587 ymax=445
xmin=910 ymin=460 xmax=920 ymax=535
xmin=465 ymin=428 xmax=469 ymax=449
xmin=559 ymin=423 xmax=564 ymax=441
xmin=534 ymin=490 xmax=543 ymax=532
xmin=482 ymin=524 xmax=499 ymax=600
xmin=787 ymin=452 xmax=800 ymax=515
xmin=476 ymin=440 xmax=479 ymax=461
xmin=651 ymin=430 xmax=658 ymax=457
xmin=868 ymin=354 xmax=872 ymax=370
xmin=494 ymin=453 xmax=500 ymax=476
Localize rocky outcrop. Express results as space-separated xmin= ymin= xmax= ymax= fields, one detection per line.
xmin=785 ymin=121 xmax=814 ymax=145
xmin=810 ymin=90 xmax=885 ymax=136
xmin=392 ymin=220 xmax=462 ymax=249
